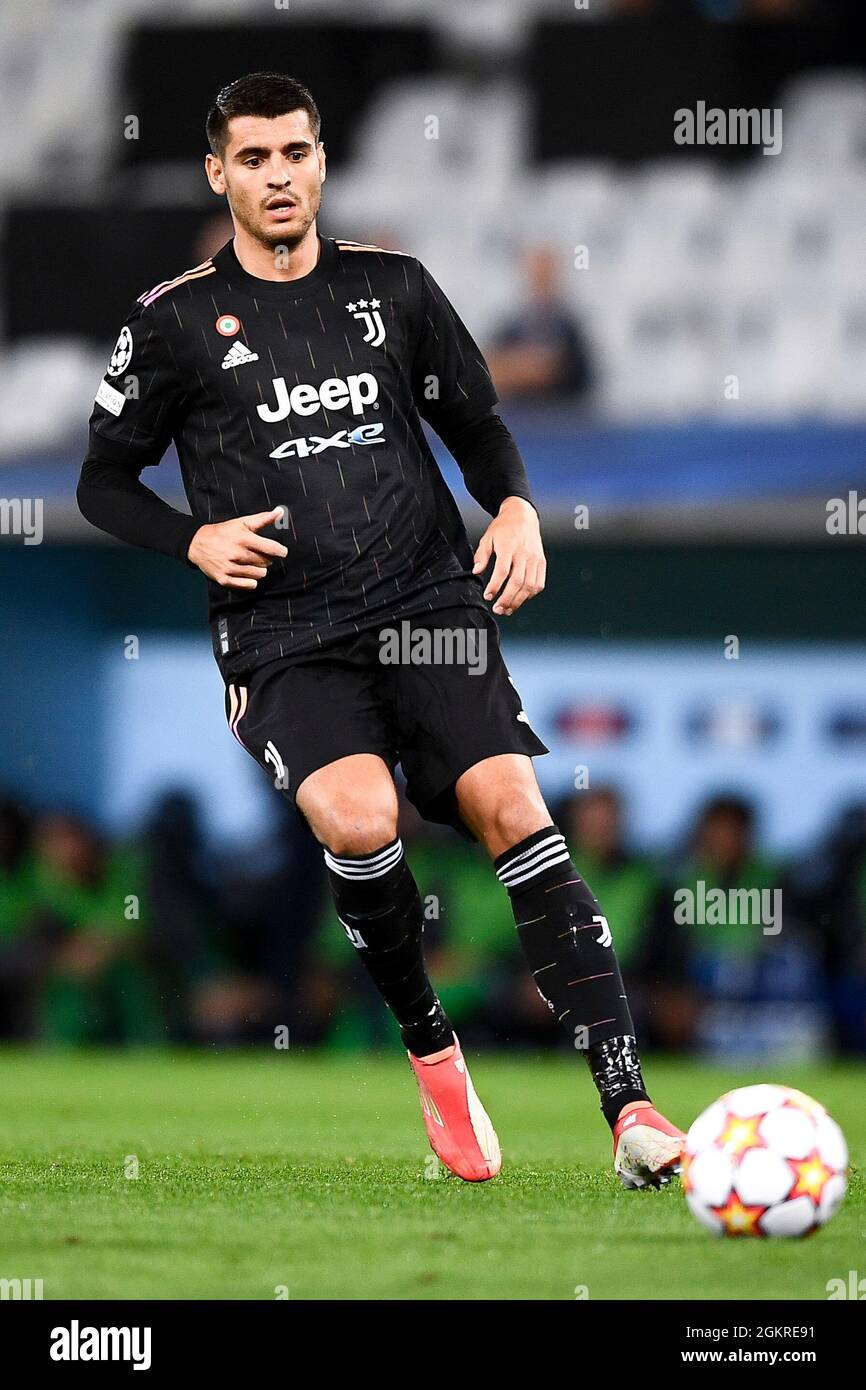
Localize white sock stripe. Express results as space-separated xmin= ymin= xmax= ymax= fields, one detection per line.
xmin=326 ymin=850 xmax=403 ymax=871
xmin=325 ymin=838 xmax=402 ymax=868
xmin=499 ymin=848 xmax=572 ymax=888
xmin=503 ymin=830 xmax=565 ymax=860
xmin=324 ymin=858 xmax=401 ymax=880
xmin=324 ymin=853 xmax=403 ymax=880
xmin=496 ymin=832 xmax=565 ymax=875
xmin=497 ymin=836 xmax=567 ymax=882
xmin=498 ymin=843 xmax=567 ymax=883
xmin=324 ymin=840 xmax=404 ymax=879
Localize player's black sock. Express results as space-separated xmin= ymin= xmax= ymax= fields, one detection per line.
xmin=324 ymin=836 xmax=454 ymax=1058
xmin=495 ymin=825 xmax=650 ymax=1128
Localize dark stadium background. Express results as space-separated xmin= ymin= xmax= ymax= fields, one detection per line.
xmin=3 ymin=0 xmax=866 ymax=1068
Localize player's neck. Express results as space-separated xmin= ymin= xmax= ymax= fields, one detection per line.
xmin=231 ymin=223 xmax=321 ymax=283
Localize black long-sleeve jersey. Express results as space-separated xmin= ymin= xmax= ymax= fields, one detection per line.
xmin=80 ymin=234 xmax=534 ymax=681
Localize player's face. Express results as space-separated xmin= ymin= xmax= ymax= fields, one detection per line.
xmin=206 ymin=110 xmax=326 ymax=251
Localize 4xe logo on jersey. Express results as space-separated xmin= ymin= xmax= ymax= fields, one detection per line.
xmin=257 ymin=372 xmax=379 ymax=422
xmin=269 ymin=423 xmax=385 ymax=459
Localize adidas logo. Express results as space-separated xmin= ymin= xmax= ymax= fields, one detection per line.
xmin=221 ymin=340 xmax=259 ymax=370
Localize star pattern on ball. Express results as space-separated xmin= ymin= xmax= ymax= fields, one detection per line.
xmin=712 ymin=1192 xmax=767 ymax=1237
xmin=787 ymin=1149 xmax=835 ymax=1204
xmin=718 ymin=1112 xmax=766 ymax=1157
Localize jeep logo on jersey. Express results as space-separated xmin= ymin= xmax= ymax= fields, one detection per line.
xmin=257 ymin=372 xmax=378 ymax=423
xmin=269 ymin=423 xmax=385 ymax=459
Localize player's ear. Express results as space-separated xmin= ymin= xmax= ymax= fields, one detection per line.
xmin=318 ymin=142 xmax=326 ymax=184
xmin=205 ymin=152 xmax=226 ymax=196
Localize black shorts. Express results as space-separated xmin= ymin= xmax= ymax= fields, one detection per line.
xmin=223 ymin=604 xmax=548 ymax=842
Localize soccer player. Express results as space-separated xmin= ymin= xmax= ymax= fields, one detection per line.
xmin=77 ymin=72 xmax=684 ymax=1186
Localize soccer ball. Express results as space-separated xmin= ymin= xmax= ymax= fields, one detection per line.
xmin=683 ymin=1084 xmax=848 ymax=1238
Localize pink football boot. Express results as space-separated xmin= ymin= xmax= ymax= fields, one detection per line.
xmin=408 ymin=1036 xmax=502 ymax=1182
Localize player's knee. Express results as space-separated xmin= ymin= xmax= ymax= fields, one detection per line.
xmin=321 ymin=806 xmax=399 ymax=857
xmin=297 ymin=757 xmax=398 ymax=854
xmin=304 ymin=784 xmax=398 ymax=856
xmin=488 ymin=786 xmax=551 ymax=851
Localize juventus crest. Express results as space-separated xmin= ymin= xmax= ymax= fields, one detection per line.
xmin=346 ymin=298 xmax=386 ymax=347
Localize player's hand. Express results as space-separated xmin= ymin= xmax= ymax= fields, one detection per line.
xmin=472 ymin=496 xmax=546 ymax=615
xmin=187 ymin=507 xmax=289 ymax=589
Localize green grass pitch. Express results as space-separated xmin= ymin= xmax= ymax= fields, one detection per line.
xmin=0 ymin=1048 xmax=862 ymax=1300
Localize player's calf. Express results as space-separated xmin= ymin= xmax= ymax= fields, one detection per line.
xmin=323 ymin=835 xmax=454 ymax=1059
xmin=495 ymin=826 xmax=647 ymax=1109
xmin=494 ymin=825 xmax=685 ymax=1181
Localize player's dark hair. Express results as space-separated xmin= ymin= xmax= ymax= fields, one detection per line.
xmin=206 ymin=72 xmax=321 ymax=157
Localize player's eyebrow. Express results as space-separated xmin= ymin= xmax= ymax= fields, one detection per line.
xmin=232 ymin=140 xmax=314 ymax=160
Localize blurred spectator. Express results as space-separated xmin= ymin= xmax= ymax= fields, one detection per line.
xmin=785 ymin=802 xmax=866 ymax=1052
xmin=217 ymin=794 xmax=327 ymax=1044
xmin=644 ymin=795 xmax=826 ymax=1061
xmin=31 ymin=811 xmax=163 ymax=1044
xmin=141 ymin=790 xmax=234 ymax=1042
xmin=142 ymin=788 xmax=326 ymax=1046
xmin=0 ymin=795 xmax=61 ymax=1037
xmin=485 ymin=245 xmax=593 ymax=405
